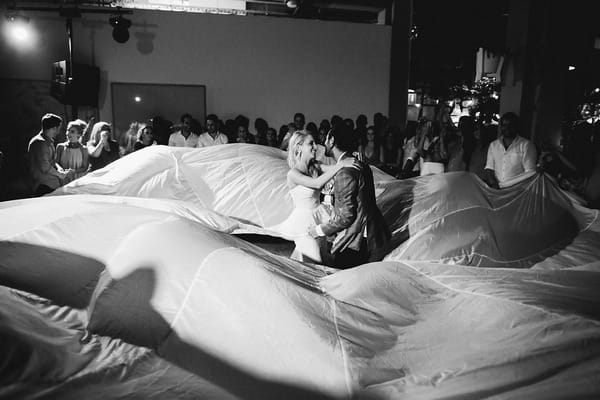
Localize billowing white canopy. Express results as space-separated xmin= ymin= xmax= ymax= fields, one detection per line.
xmin=1 ymin=144 xmax=599 ymax=399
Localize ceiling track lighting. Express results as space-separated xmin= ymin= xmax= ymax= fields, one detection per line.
xmin=4 ymin=4 xmax=133 ymax=44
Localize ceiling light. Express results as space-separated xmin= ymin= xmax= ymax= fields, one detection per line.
xmin=5 ymin=12 xmax=30 ymax=24
xmin=3 ymin=11 xmax=35 ymax=49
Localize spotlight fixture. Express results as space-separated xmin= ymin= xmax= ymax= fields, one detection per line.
xmin=109 ymin=15 xmax=131 ymax=44
xmin=5 ymin=11 xmax=30 ymax=24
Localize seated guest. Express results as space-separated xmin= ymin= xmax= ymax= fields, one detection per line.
xmin=355 ymin=114 xmax=368 ymax=139
xmin=445 ymin=130 xmax=465 ymax=172
xmin=234 ymin=115 xmax=252 ymax=142
xmin=359 ymin=126 xmax=385 ymax=169
xmin=55 ymin=119 xmax=89 ymax=181
xmin=418 ymin=120 xmax=447 ymax=176
xmin=120 ymin=121 xmax=140 ymax=156
xmin=235 ymin=124 xmax=253 ymax=143
xmin=317 ymin=127 xmax=328 ymax=146
xmin=150 ymin=116 xmax=172 ymax=145
xmin=254 ymin=118 xmax=268 ymax=145
xmin=197 ymin=114 xmax=228 ymax=147
xmin=467 ymin=124 xmax=496 ymax=180
xmin=293 ymin=112 xmax=305 ymax=132
xmin=330 ymin=115 xmax=343 ymax=129
xmin=28 ymin=113 xmax=73 ymax=196
xmin=305 ymin=122 xmax=318 ymax=137
xmin=133 ymin=123 xmax=156 ymax=152
xmin=265 ymin=128 xmax=278 ymax=147
xmin=319 ymin=119 xmax=331 ymax=133
xmin=280 ymin=123 xmax=296 ymax=151
xmin=224 ymin=119 xmax=236 ymax=143
xmin=381 ymin=127 xmax=403 ymax=176
xmin=168 ymin=113 xmax=199 ymax=148
xmin=484 ymin=112 xmax=537 ymax=189
xmin=87 ymin=121 xmax=119 ymax=172
xmin=457 ymin=116 xmax=475 ymax=170
xmin=277 ymin=124 xmax=290 ymax=148
xmin=398 ymin=121 xmax=421 ymax=178
xmin=344 ymin=118 xmax=355 ymax=132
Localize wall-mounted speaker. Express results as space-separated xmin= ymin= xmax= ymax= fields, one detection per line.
xmin=51 ymin=60 xmax=100 ymax=106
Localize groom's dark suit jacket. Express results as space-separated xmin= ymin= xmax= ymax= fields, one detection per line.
xmin=320 ymin=154 xmax=390 ymax=259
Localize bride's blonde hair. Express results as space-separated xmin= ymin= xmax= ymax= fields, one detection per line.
xmin=287 ymin=131 xmax=319 ymax=177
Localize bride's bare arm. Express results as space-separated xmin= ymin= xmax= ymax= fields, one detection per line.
xmin=288 ymin=159 xmax=355 ymax=189
xmin=287 ymin=165 xmax=341 ymax=189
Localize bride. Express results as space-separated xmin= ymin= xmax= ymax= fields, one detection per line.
xmin=274 ymin=131 xmax=355 ymax=263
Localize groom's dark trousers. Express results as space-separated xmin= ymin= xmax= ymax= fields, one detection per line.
xmin=320 ymin=238 xmax=368 ymax=269
xmin=333 ymin=240 xmax=369 ymax=269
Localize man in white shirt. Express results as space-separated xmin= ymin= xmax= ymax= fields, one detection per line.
xmin=484 ymin=112 xmax=537 ymax=189
xmin=197 ymin=114 xmax=228 ymax=147
xmin=168 ymin=113 xmax=199 ymax=148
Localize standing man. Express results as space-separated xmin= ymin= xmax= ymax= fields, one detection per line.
xmin=197 ymin=114 xmax=228 ymax=147
xmin=28 ymin=113 xmax=73 ymax=196
xmin=168 ymin=113 xmax=199 ymax=148
xmin=484 ymin=112 xmax=537 ymax=189
xmin=309 ymin=124 xmax=390 ymax=268
xmin=293 ymin=112 xmax=306 ymax=132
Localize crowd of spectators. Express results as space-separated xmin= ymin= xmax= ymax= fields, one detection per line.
xmin=21 ymin=105 xmax=600 ymax=208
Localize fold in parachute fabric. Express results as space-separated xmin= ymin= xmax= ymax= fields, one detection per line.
xmin=321 ymin=261 xmax=600 ymax=400
xmin=376 ymin=171 xmax=600 ymax=269
xmin=2 ymin=144 xmax=600 ymax=399
xmin=52 ymin=144 xmax=292 ymax=228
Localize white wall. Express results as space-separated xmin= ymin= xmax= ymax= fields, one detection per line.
xmin=1 ymin=9 xmax=391 ymax=130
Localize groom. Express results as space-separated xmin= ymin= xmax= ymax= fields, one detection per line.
xmin=308 ymin=124 xmax=390 ymax=268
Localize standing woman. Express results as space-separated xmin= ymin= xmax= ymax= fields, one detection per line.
xmin=359 ymin=126 xmax=385 ymax=169
xmin=265 ymin=128 xmax=279 ymax=148
xmin=133 ymin=123 xmax=157 ymax=152
xmin=381 ymin=127 xmax=404 ymax=176
xmin=468 ymin=123 xmax=496 ymax=180
xmin=418 ymin=121 xmax=448 ymax=176
xmin=55 ymin=119 xmax=90 ymax=181
xmin=87 ymin=121 xmax=120 ymax=172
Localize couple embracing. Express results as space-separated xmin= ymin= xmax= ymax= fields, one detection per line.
xmin=274 ymin=124 xmax=390 ymax=268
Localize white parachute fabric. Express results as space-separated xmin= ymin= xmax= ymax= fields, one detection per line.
xmin=321 ymin=261 xmax=600 ymax=400
xmin=0 ymin=195 xmax=379 ymax=398
xmin=2 ymin=144 xmax=600 ymax=399
xmin=54 ymin=145 xmax=599 ymax=270
xmin=375 ymin=171 xmax=600 ymax=269
xmin=2 ymin=194 xmax=600 ymax=399
xmin=53 ymin=145 xmax=292 ymax=228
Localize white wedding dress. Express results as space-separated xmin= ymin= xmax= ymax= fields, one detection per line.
xmin=272 ymin=185 xmax=332 ymax=262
